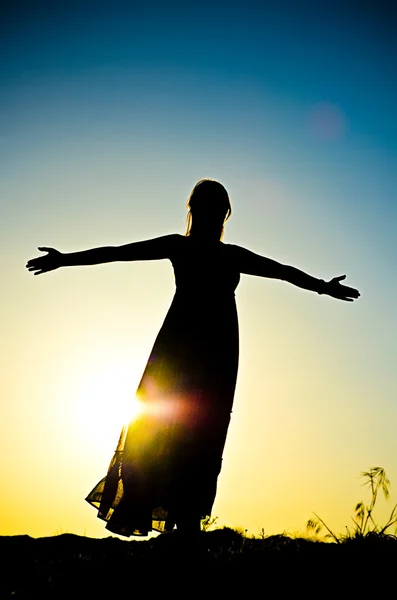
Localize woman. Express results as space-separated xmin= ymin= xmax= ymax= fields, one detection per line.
xmin=26 ymin=179 xmax=360 ymax=537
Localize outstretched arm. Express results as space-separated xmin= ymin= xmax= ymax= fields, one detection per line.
xmin=232 ymin=245 xmax=360 ymax=302
xmin=26 ymin=234 xmax=181 ymax=275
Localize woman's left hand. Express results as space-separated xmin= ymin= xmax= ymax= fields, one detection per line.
xmin=325 ymin=275 xmax=360 ymax=302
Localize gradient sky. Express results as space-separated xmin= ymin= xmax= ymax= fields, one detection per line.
xmin=1 ymin=0 xmax=397 ymax=539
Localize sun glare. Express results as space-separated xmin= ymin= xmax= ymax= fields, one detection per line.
xmin=67 ymin=358 xmax=144 ymax=450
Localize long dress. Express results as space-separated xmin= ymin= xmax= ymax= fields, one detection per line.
xmin=86 ymin=234 xmax=240 ymax=536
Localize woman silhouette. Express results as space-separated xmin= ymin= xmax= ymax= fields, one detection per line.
xmin=26 ymin=179 xmax=360 ymax=537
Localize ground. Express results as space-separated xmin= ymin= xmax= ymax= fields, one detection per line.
xmin=2 ymin=529 xmax=396 ymax=598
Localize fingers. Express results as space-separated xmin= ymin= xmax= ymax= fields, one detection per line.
xmin=26 ymin=266 xmax=41 ymax=274
xmin=26 ymin=253 xmax=52 ymax=268
xmin=26 ymin=258 xmax=51 ymax=274
xmin=342 ymin=286 xmax=360 ymax=297
xmin=338 ymin=290 xmax=358 ymax=301
xmin=338 ymin=292 xmax=358 ymax=301
xmin=26 ymin=258 xmax=42 ymax=269
xmin=31 ymin=268 xmax=48 ymax=275
xmin=328 ymin=284 xmax=360 ymax=301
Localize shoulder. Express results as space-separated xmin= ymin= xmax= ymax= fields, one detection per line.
xmin=168 ymin=233 xmax=186 ymax=248
xmin=221 ymin=242 xmax=242 ymax=251
xmin=164 ymin=233 xmax=185 ymax=242
xmin=154 ymin=233 xmax=185 ymax=248
xmin=222 ymin=243 xmax=264 ymax=259
xmin=221 ymin=243 xmax=246 ymax=259
xmin=217 ymin=243 xmax=250 ymax=270
xmin=165 ymin=233 xmax=186 ymax=259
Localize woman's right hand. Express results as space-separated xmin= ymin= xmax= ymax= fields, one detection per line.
xmin=26 ymin=247 xmax=64 ymax=275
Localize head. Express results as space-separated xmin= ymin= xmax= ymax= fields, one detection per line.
xmin=186 ymin=179 xmax=231 ymax=241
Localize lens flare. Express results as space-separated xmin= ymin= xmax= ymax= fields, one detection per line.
xmin=308 ymin=102 xmax=346 ymax=141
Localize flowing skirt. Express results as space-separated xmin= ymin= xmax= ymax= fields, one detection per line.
xmin=86 ymin=291 xmax=239 ymax=536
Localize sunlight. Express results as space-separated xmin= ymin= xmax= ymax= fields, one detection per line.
xmin=67 ymin=357 xmax=144 ymax=450
xmin=80 ymin=370 xmax=143 ymax=428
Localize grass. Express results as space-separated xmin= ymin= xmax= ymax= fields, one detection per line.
xmin=306 ymin=466 xmax=397 ymax=543
xmin=3 ymin=467 xmax=397 ymax=596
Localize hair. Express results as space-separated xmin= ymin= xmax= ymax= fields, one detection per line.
xmin=185 ymin=179 xmax=232 ymax=240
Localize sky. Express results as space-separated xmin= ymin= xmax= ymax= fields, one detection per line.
xmin=1 ymin=0 xmax=397 ymax=539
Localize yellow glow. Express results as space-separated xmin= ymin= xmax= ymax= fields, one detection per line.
xmin=77 ymin=373 xmax=143 ymax=430
xmin=64 ymin=356 xmax=145 ymax=453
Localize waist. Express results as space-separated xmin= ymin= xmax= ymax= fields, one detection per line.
xmin=175 ymin=286 xmax=236 ymax=300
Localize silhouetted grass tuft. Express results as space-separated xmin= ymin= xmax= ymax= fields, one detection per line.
xmin=306 ymin=466 xmax=397 ymax=543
